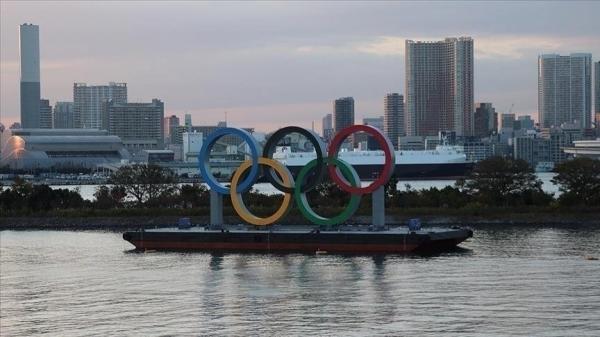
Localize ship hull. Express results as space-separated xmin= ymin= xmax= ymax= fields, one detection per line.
xmin=123 ymin=228 xmax=473 ymax=254
xmin=285 ymin=162 xmax=473 ymax=180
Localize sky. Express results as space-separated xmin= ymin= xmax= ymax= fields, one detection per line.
xmin=1 ymin=1 xmax=599 ymax=132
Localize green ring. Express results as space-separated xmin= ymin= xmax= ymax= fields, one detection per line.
xmin=294 ymin=158 xmax=361 ymax=226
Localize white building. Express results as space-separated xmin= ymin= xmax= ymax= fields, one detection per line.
xmin=74 ymin=82 xmax=127 ymax=129
xmin=183 ymin=132 xmax=203 ymax=162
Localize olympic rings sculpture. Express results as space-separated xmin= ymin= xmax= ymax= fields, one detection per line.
xmin=199 ymin=125 xmax=395 ymax=226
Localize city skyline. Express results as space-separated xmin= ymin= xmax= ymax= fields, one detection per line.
xmin=1 ymin=1 xmax=600 ymax=132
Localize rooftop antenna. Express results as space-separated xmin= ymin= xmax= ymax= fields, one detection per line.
xmin=224 ymin=111 xmax=228 ymax=126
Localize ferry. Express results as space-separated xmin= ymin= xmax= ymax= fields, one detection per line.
xmin=273 ymin=145 xmax=473 ymax=180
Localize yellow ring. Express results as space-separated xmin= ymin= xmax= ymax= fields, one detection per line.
xmin=230 ymin=158 xmax=293 ymax=226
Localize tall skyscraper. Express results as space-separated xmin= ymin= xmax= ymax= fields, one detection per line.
xmin=20 ymin=23 xmax=41 ymax=128
xmin=105 ymin=99 xmax=164 ymax=152
xmin=538 ymin=53 xmax=592 ymax=128
xmin=53 ymin=102 xmax=75 ymax=129
xmin=405 ymin=37 xmax=474 ymax=136
xmin=595 ymin=61 xmax=600 ymax=128
xmin=164 ymin=115 xmax=180 ymax=144
xmin=74 ymin=82 xmax=127 ymax=129
xmin=473 ymin=103 xmax=497 ymax=138
xmin=184 ymin=114 xmax=192 ymax=131
xmin=333 ymin=97 xmax=354 ymax=133
xmin=39 ymin=99 xmax=52 ymax=129
xmin=383 ymin=93 xmax=405 ymax=148
xmin=321 ymin=113 xmax=333 ymax=142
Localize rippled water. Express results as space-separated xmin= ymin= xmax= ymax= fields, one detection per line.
xmin=1 ymin=226 xmax=599 ymax=336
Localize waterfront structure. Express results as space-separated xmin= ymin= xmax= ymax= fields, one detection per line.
xmin=39 ymin=99 xmax=52 ymax=129
xmin=563 ymin=139 xmax=600 ymax=159
xmin=333 ymin=97 xmax=354 ymax=133
xmin=0 ymin=129 xmax=130 ymax=169
xmin=164 ymin=115 xmax=180 ymax=144
xmin=540 ymin=126 xmax=587 ymax=164
xmin=74 ymin=82 xmax=127 ymax=129
xmin=538 ymin=53 xmax=592 ymax=128
xmin=53 ymin=102 xmax=75 ymax=129
xmin=405 ymin=37 xmax=474 ymax=136
xmin=384 ymin=93 xmax=405 ymax=148
xmin=104 ymin=99 xmax=164 ymax=153
xmin=473 ymin=103 xmax=497 ymax=138
xmin=20 ymin=24 xmax=41 ymax=128
xmin=594 ymin=61 xmax=600 ymax=129
xmin=322 ymin=113 xmax=334 ymax=142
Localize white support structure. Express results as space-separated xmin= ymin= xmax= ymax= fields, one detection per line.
xmin=210 ymin=189 xmax=223 ymax=225
xmin=372 ymin=186 xmax=385 ymax=228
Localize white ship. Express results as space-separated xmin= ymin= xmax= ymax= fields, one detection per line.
xmin=273 ymin=145 xmax=473 ymax=180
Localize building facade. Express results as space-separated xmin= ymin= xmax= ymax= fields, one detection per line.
xmin=333 ymin=97 xmax=354 ymax=133
xmin=405 ymin=37 xmax=474 ymax=137
xmin=473 ymin=102 xmax=497 ymax=138
xmin=20 ymin=23 xmax=41 ymax=128
xmin=39 ymin=99 xmax=52 ymax=129
xmin=164 ymin=115 xmax=180 ymax=144
xmin=104 ymin=99 xmax=164 ymax=153
xmin=538 ymin=53 xmax=592 ymax=128
xmin=384 ymin=93 xmax=405 ymax=149
xmin=74 ymin=82 xmax=127 ymax=129
xmin=53 ymin=102 xmax=75 ymax=129
xmin=322 ymin=113 xmax=334 ymax=142
xmin=595 ymin=61 xmax=600 ymax=129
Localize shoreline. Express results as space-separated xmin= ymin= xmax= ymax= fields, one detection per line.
xmin=2 ymin=213 xmax=599 ymax=231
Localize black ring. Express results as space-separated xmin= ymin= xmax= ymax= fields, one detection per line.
xmin=262 ymin=126 xmax=326 ymax=193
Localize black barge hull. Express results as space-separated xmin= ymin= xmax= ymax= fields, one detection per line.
xmin=123 ymin=228 xmax=473 ymax=254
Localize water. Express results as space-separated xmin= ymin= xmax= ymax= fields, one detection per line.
xmin=1 ymin=226 xmax=599 ymax=336
xmin=51 ymin=173 xmax=560 ymax=200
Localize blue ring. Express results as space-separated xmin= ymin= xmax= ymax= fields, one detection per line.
xmin=199 ymin=127 xmax=260 ymax=194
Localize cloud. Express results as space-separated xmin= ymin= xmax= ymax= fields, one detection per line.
xmin=298 ymin=35 xmax=600 ymax=60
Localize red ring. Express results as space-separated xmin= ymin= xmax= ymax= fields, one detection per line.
xmin=327 ymin=125 xmax=395 ymax=194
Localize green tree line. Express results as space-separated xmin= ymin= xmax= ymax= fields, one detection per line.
xmin=1 ymin=158 xmax=599 ymax=216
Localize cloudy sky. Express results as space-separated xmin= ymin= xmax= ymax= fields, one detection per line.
xmin=1 ymin=1 xmax=599 ymax=132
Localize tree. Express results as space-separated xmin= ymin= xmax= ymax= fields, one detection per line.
xmin=457 ymin=156 xmax=551 ymax=206
xmin=108 ymin=164 xmax=178 ymax=207
xmin=179 ymin=184 xmax=209 ymax=208
xmin=552 ymin=157 xmax=600 ymax=206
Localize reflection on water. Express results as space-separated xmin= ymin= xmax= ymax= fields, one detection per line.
xmin=1 ymin=226 xmax=599 ymax=336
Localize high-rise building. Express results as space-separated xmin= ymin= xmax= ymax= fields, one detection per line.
xmin=473 ymin=103 xmax=497 ymax=138
xmin=184 ymin=114 xmax=192 ymax=131
xmin=538 ymin=53 xmax=592 ymax=129
xmin=53 ymin=102 xmax=75 ymax=129
xmin=333 ymin=97 xmax=354 ymax=133
xmin=164 ymin=115 xmax=180 ymax=144
xmin=384 ymin=93 xmax=405 ymax=148
xmin=104 ymin=99 xmax=164 ymax=153
xmin=74 ymin=82 xmax=127 ymax=129
xmin=20 ymin=23 xmax=41 ymax=128
xmin=501 ymin=113 xmax=516 ymax=130
xmin=322 ymin=113 xmax=334 ymax=142
xmin=518 ymin=115 xmax=535 ymax=130
xmin=39 ymin=99 xmax=52 ymax=129
xmin=595 ymin=61 xmax=600 ymax=129
xmin=405 ymin=37 xmax=474 ymax=137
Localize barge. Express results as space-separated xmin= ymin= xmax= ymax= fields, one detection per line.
xmin=123 ymin=225 xmax=473 ymax=254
